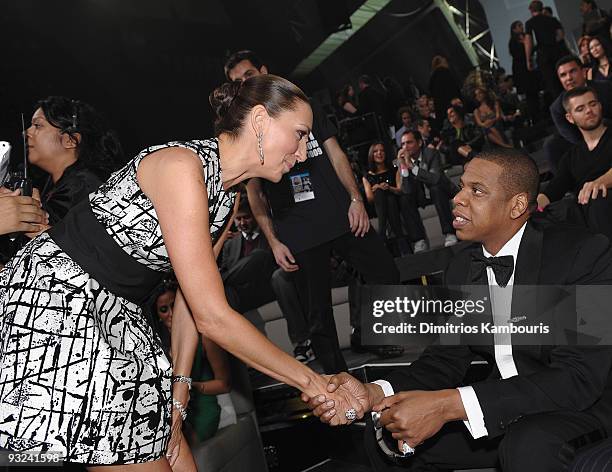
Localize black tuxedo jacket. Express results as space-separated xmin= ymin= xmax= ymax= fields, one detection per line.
xmin=385 ymin=219 xmax=612 ymax=438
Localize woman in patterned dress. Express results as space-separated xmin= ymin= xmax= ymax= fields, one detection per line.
xmin=0 ymin=75 xmax=363 ymax=471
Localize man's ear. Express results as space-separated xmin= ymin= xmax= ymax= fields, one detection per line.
xmin=259 ymin=65 xmax=269 ymax=75
xmin=61 ymin=132 xmax=81 ymax=150
xmin=510 ymin=192 xmax=529 ymax=219
xmin=565 ymin=111 xmax=575 ymax=125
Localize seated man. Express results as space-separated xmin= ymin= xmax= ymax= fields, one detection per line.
xmin=219 ymin=197 xmax=314 ymax=363
xmin=307 ymin=148 xmax=612 ymax=471
xmin=546 ymin=55 xmax=612 ymax=172
xmin=538 ymin=86 xmax=612 ymax=240
xmin=439 ymin=105 xmax=484 ymax=165
xmin=394 ymin=106 xmax=414 ymax=148
xmin=396 ymin=129 xmax=458 ymax=252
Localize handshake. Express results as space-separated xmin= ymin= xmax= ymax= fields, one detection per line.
xmin=301 ymin=372 xmax=465 ymax=453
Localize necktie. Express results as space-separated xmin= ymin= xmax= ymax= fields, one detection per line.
xmin=471 ymin=252 xmax=514 ymax=287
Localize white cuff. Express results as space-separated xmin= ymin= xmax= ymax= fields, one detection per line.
xmin=457 ymin=386 xmax=488 ymax=439
xmin=371 ymin=380 xmax=395 ymax=397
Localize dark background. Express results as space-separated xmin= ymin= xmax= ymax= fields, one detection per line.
xmin=0 ymin=0 xmax=479 ymax=163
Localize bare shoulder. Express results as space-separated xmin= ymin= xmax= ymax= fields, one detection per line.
xmin=137 ymin=146 xmax=204 ymax=194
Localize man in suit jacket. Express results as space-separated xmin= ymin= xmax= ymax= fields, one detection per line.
xmin=305 ymin=148 xmax=612 ymax=470
xmin=397 ymin=129 xmax=458 ymax=252
xmin=219 ymin=197 xmax=314 ymax=363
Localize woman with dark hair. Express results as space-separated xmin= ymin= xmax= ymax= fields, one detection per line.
xmin=0 ymin=75 xmax=361 ymax=470
xmin=587 ymin=36 xmax=612 ymax=80
xmin=336 ymin=84 xmax=357 ymax=117
xmin=474 ymin=87 xmax=512 ymax=148
xmin=509 ymin=20 xmax=541 ymax=121
xmin=361 ymin=142 xmax=406 ymax=252
xmin=27 ymin=96 xmax=122 ymax=225
xmin=578 ymin=35 xmax=594 ymax=66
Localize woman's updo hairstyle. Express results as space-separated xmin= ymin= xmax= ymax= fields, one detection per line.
xmin=37 ymin=96 xmax=123 ymax=179
xmin=210 ymin=74 xmax=309 ymax=138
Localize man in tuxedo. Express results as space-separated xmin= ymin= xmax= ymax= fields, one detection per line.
xmin=305 ymin=148 xmax=612 ymax=470
xmin=219 ymin=197 xmax=314 ymax=363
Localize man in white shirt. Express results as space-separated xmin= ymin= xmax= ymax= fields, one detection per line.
xmin=304 ymin=148 xmax=612 ymax=471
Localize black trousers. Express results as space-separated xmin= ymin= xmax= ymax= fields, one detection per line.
xmin=364 ymin=410 xmax=605 ymax=472
xmin=270 ymin=268 xmax=309 ymax=345
xmin=373 ymin=190 xmax=405 ymax=240
xmin=399 ymin=184 xmax=455 ymax=242
xmin=293 ymin=229 xmax=399 ymax=373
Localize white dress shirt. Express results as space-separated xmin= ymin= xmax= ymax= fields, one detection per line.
xmin=374 ymin=222 xmax=528 ymax=440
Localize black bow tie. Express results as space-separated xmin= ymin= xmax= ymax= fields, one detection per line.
xmin=471 ymin=252 xmax=514 ymax=287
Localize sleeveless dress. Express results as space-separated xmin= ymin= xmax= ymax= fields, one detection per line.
xmin=0 ymin=138 xmax=236 ymax=464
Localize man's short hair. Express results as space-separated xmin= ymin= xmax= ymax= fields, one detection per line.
xmin=416 ymin=118 xmax=429 ymax=128
xmin=449 ymin=104 xmax=466 ymax=121
xmin=543 ymin=6 xmax=553 ymax=15
xmin=555 ymin=55 xmax=583 ymax=73
xmin=562 ymin=85 xmax=599 ymax=112
xmin=529 ymin=1 xmax=543 ymax=13
xmin=236 ymin=194 xmax=252 ymax=215
xmin=224 ymin=50 xmax=264 ymax=80
xmin=473 ymin=148 xmax=540 ymax=210
xmin=398 ymin=106 xmax=412 ymax=118
xmin=402 ymin=129 xmax=422 ymax=142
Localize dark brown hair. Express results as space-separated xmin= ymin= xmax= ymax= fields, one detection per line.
xmin=209 ymin=74 xmax=309 ymax=138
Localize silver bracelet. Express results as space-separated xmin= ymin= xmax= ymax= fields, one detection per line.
xmin=172 ymin=375 xmax=192 ymax=390
xmin=172 ymin=399 xmax=187 ymax=421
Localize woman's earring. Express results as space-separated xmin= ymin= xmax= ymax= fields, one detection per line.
xmin=257 ymin=132 xmax=265 ymax=165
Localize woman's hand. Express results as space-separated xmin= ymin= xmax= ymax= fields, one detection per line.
xmin=303 ymin=374 xmax=365 ymax=426
xmin=165 ymin=405 xmax=184 ymax=466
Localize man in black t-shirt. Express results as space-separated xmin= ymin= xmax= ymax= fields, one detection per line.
xmin=538 ymin=86 xmax=612 ymax=239
xmin=524 ymin=0 xmax=568 ymax=101
xmin=223 ymin=51 xmax=400 ymax=373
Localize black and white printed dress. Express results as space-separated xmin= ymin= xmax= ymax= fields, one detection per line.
xmin=0 ymin=138 xmax=236 ymax=464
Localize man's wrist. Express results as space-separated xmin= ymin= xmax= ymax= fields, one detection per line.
xmin=365 ymin=383 xmax=386 ymax=409
xmin=442 ymin=389 xmax=466 ymax=422
xmin=350 ymin=195 xmax=363 ymax=203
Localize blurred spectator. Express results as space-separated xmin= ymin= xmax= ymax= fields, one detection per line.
xmin=473 ymin=87 xmax=513 ymax=148
xmin=440 ymin=105 xmax=484 ymax=165
xmin=396 ymin=129 xmax=458 ymax=252
xmin=154 ymin=284 xmax=232 ymax=444
xmin=29 ymin=96 xmax=121 ymax=226
xmin=497 ymin=76 xmax=523 ymax=124
xmin=361 ymin=142 xmax=408 ymax=254
xmin=357 ymin=74 xmax=387 ymax=123
xmin=219 ymin=196 xmax=314 ymax=363
xmin=429 ymin=55 xmax=461 ymax=130
xmin=417 ymin=118 xmax=440 ymax=149
xmin=394 ymin=106 xmax=413 ymax=147
xmin=551 ymin=56 xmax=612 ymax=145
xmin=538 ymin=86 xmax=612 ymax=239
xmin=542 ymin=6 xmax=553 ymax=16
xmin=382 ymin=76 xmax=407 ymax=126
xmin=416 ymin=95 xmax=439 ymax=136
xmin=509 ymin=20 xmax=541 ymax=121
xmin=525 ymin=0 xmax=568 ymax=101
xmin=587 ymin=36 xmax=612 ymax=81
xmin=579 ymin=35 xmax=594 ymax=66
xmin=336 ymin=84 xmax=358 ymax=117
xmin=581 ymin=0 xmax=611 ymax=38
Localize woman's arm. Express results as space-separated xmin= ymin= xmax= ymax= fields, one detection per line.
xmin=343 ymin=102 xmax=357 ymax=114
xmin=362 ymin=176 xmax=376 ymax=203
xmin=170 ymin=288 xmax=199 ymax=407
xmin=473 ymin=108 xmax=485 ymax=127
xmin=193 ymin=335 xmax=231 ymax=396
xmin=494 ymin=101 xmax=503 ymax=122
xmin=136 ymin=148 xmax=361 ymax=417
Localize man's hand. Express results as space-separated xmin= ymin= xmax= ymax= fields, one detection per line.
xmin=348 ymin=199 xmax=370 ymax=237
xmin=270 ymin=240 xmax=299 ymax=272
xmin=372 ymin=389 xmax=465 ymax=448
xmin=578 ymin=180 xmax=607 ymax=205
xmin=301 ymin=372 xmax=384 ymax=424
